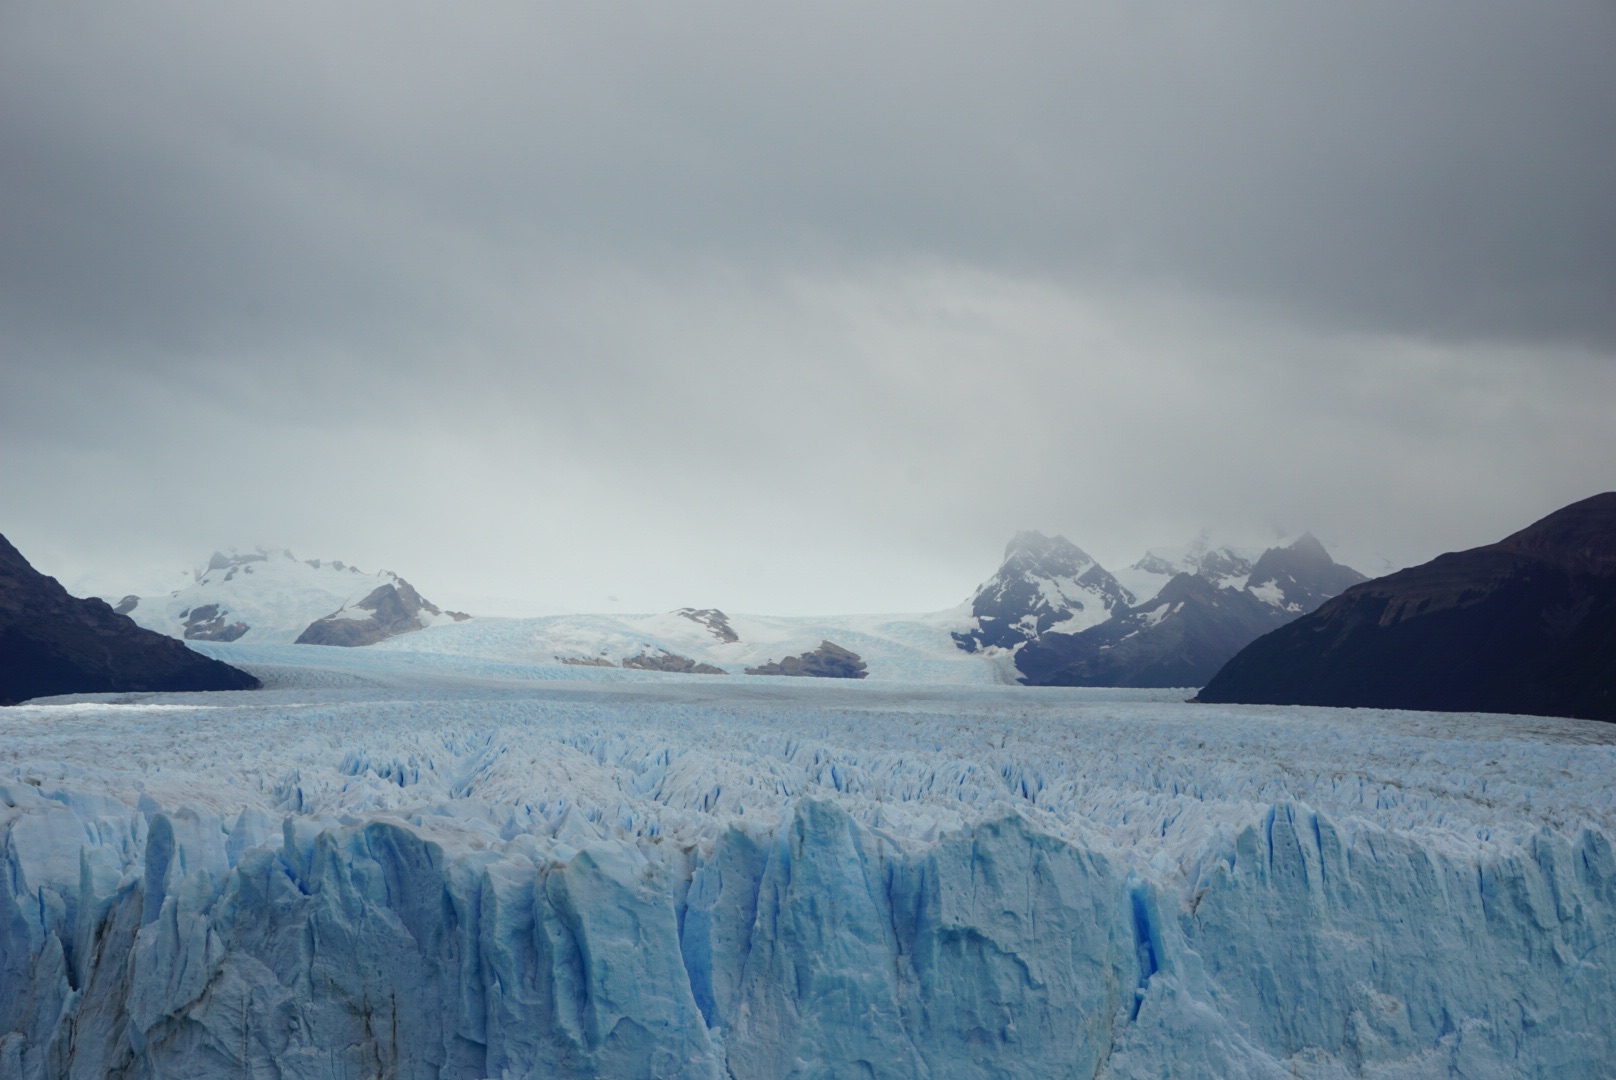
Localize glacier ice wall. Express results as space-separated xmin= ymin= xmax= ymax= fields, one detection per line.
xmin=4 ymin=656 xmax=1615 ymax=1077
xmin=4 ymin=784 xmax=1614 ymax=1079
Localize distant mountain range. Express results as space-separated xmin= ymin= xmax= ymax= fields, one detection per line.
xmin=954 ymin=530 xmax=1368 ymax=687
xmin=11 ymin=500 xmax=1611 ymax=718
xmin=1198 ymin=492 xmax=1616 ymax=722
xmin=95 ymin=531 xmax=1366 ymax=689
xmin=0 ymin=533 xmax=258 ymax=705
xmin=114 ymin=549 xmax=468 ymax=648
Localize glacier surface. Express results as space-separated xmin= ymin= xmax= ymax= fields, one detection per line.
xmin=3 ymin=643 xmax=1615 ymax=1078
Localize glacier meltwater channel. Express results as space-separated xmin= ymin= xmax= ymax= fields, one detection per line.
xmin=2 ymin=643 xmax=1614 ymax=1078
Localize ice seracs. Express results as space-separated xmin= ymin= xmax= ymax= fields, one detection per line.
xmin=1 ymin=646 xmax=1612 ymax=1076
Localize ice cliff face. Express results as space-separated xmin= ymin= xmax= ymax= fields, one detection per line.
xmin=3 ymin=789 xmax=1613 ymax=1078
xmin=3 ymin=652 xmax=1614 ymax=1078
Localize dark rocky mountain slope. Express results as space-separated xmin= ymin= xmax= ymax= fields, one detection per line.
xmin=0 ymin=533 xmax=259 ymax=705
xmin=1016 ymin=572 xmax=1285 ymax=688
xmin=1196 ymin=492 xmax=1616 ymax=721
xmin=1240 ymin=534 xmax=1368 ymax=614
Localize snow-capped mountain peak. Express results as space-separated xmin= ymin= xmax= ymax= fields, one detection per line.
xmin=115 ymin=548 xmax=466 ymax=646
xmin=953 ymin=531 xmax=1134 ymax=653
xmin=1118 ymin=529 xmax=1257 ymax=602
xmin=963 ymin=528 xmax=1369 ymax=687
xmin=1240 ymin=532 xmax=1367 ymax=613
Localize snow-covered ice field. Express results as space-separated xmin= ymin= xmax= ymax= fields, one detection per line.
xmin=3 ymin=643 xmax=1615 ymax=1078
xmin=363 ymin=606 xmax=1017 ymax=685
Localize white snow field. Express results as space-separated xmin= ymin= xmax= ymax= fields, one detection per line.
xmin=367 ymin=605 xmax=1010 ymax=684
xmin=119 ymin=549 xmax=456 ymax=645
xmin=3 ymin=644 xmax=1615 ymax=1078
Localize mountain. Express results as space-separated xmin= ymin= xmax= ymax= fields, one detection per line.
xmin=1113 ymin=529 xmax=1257 ymax=603
xmin=296 ymin=578 xmax=465 ymax=647
xmin=0 ymin=533 xmax=259 ymax=705
xmin=1014 ymin=572 xmax=1284 ymax=687
xmin=1196 ymin=493 xmax=1616 ymax=721
xmin=952 ymin=531 xmax=1134 ymax=653
xmin=117 ymin=549 xmax=467 ymax=646
xmin=1241 ymin=533 xmax=1368 ymax=613
xmin=1015 ymin=533 xmax=1367 ymax=687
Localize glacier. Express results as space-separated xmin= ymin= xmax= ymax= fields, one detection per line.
xmin=3 ymin=643 xmax=1615 ymax=1077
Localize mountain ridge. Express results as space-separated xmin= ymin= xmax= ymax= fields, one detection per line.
xmin=950 ymin=527 xmax=1366 ymax=687
xmin=115 ymin=547 xmax=467 ymax=647
xmin=0 ymin=533 xmax=260 ymax=705
xmin=952 ymin=530 xmax=1135 ymax=654
xmin=1196 ymin=492 xmax=1616 ymax=720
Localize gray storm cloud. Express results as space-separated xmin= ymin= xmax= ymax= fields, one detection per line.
xmin=2 ymin=2 xmax=1613 ymax=613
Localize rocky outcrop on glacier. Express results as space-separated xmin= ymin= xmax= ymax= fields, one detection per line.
xmin=1 ymin=786 xmax=1612 ymax=1078
xmin=622 ymin=650 xmax=727 ymax=674
xmin=0 ymin=532 xmax=259 ymax=705
xmin=178 ymin=603 xmax=250 ymax=642
xmin=295 ymin=577 xmax=465 ymax=647
xmin=745 ymin=640 xmax=867 ymax=678
xmin=1198 ymin=492 xmax=1616 ymax=720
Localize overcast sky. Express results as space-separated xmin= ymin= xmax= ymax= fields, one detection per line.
xmin=3 ymin=3 xmax=1614 ymax=615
